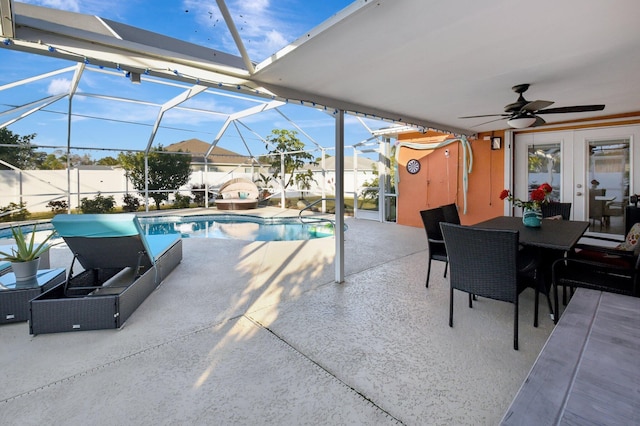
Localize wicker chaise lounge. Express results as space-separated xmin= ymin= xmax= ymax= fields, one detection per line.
xmin=29 ymin=213 xmax=182 ymax=334
xmin=215 ymin=177 xmax=259 ymax=210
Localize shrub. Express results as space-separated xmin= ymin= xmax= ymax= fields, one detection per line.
xmin=0 ymin=202 xmax=30 ymax=222
xmin=80 ymin=193 xmax=115 ymax=214
xmin=172 ymin=193 xmax=191 ymax=209
xmin=190 ymin=184 xmax=212 ymax=207
xmin=46 ymin=200 xmax=69 ymax=214
xmin=122 ymin=194 xmax=140 ymax=212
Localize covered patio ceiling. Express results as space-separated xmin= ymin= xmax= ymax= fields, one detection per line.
xmin=2 ymin=0 xmax=639 ymax=137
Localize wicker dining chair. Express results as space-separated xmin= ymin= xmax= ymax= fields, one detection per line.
xmin=541 ymin=202 xmax=572 ymax=220
xmin=441 ymin=203 xmax=461 ymax=225
xmin=419 ymin=207 xmax=448 ymax=288
xmin=440 ymin=223 xmax=539 ymax=350
xmin=552 ymin=222 xmax=640 ymax=322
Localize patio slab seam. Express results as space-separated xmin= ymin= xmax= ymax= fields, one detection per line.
xmin=244 ymin=315 xmax=404 ymax=425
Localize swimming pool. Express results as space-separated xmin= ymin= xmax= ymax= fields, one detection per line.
xmin=0 ymin=215 xmax=338 ymax=242
xmin=139 ymin=215 xmax=337 ymax=241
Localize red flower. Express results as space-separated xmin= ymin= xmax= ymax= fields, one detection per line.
xmin=539 ymin=183 xmax=552 ymax=194
xmin=500 ymin=182 xmax=553 ymax=209
xmin=530 ymin=188 xmax=546 ymax=202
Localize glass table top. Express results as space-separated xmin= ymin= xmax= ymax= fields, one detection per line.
xmin=0 ymin=268 xmax=66 ymax=291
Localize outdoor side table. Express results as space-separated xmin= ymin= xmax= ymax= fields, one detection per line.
xmin=0 ymin=268 xmax=66 ymax=324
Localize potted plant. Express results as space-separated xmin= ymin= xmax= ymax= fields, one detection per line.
xmin=0 ymin=225 xmax=55 ymax=286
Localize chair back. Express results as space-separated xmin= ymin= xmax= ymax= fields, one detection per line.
xmin=541 ymin=202 xmax=572 ymax=220
xmin=589 ymin=189 xmax=605 ymax=219
xmin=441 ymin=203 xmax=461 ymax=224
xmin=52 ymin=213 xmax=155 ymax=270
xmin=440 ymin=223 xmax=519 ymax=303
xmin=625 ymin=207 xmax=640 ymax=236
xmin=420 ymin=207 xmax=446 ymax=245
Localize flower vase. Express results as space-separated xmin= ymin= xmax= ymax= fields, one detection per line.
xmin=522 ymin=207 xmax=542 ymax=228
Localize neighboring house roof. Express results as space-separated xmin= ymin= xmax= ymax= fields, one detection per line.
xmin=305 ymin=156 xmax=376 ymax=171
xmin=165 ymin=139 xmax=255 ymax=165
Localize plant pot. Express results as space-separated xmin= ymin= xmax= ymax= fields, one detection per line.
xmin=522 ymin=207 xmax=542 ymax=228
xmin=11 ymin=258 xmax=41 ymax=287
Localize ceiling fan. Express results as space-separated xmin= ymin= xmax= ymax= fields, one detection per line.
xmin=459 ymin=84 xmax=605 ymax=128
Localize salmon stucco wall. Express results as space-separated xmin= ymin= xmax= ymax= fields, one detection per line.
xmin=397 ymin=131 xmax=506 ymax=228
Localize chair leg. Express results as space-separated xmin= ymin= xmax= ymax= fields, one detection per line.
xmin=514 ymin=300 xmax=519 ymax=351
xmin=553 ymin=282 xmax=560 ymax=325
xmin=449 ymin=287 xmax=454 ymax=327
xmin=468 ymin=293 xmax=473 ymax=308
xmin=534 ymin=289 xmax=539 ymax=328
xmin=443 ymin=261 xmax=448 ymax=278
xmin=544 ymin=289 xmax=555 ymax=322
xmin=426 ymin=258 xmax=432 ymax=288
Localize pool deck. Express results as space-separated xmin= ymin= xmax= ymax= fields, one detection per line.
xmin=0 ymin=207 xmax=555 ymax=425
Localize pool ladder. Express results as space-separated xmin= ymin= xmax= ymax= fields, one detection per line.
xmin=298 ymin=198 xmax=336 ymax=231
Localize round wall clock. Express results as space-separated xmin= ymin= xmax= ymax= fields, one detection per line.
xmin=406 ymin=159 xmax=421 ymax=174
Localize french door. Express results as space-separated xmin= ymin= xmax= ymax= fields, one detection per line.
xmin=513 ymin=125 xmax=639 ymax=237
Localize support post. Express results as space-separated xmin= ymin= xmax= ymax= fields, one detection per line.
xmin=335 ymin=110 xmax=345 ymax=283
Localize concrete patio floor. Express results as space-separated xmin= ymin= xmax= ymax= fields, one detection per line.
xmin=0 ymin=209 xmax=555 ymax=425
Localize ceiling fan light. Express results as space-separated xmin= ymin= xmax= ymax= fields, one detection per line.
xmin=507 ymin=116 xmax=537 ymax=128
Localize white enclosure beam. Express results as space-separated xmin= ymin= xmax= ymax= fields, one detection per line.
xmin=0 ymin=0 xmax=14 ymax=38
xmin=215 ymin=0 xmax=255 ymax=75
xmin=66 ymin=62 xmax=85 ymax=212
xmin=0 ymin=65 xmax=76 ymax=92
xmin=274 ymin=108 xmax=322 ymax=150
xmin=0 ymin=94 xmax=66 ymax=128
xmin=145 ymin=84 xmax=208 ymax=153
xmin=204 ymin=100 xmax=284 ymax=158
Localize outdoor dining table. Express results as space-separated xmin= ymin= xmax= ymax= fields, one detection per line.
xmin=473 ymin=216 xmax=590 ymax=323
xmin=473 ymin=216 xmax=590 ymax=252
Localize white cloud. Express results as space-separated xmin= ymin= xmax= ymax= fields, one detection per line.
xmin=47 ymin=78 xmax=71 ymax=95
xmin=20 ymin=0 xmax=116 ymax=15
xmin=27 ymin=0 xmax=81 ymax=12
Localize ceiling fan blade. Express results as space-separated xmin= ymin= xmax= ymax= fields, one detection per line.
xmin=536 ymin=104 xmax=605 ymax=114
xmin=459 ymin=113 xmax=509 ymax=119
xmin=531 ymin=116 xmax=546 ymax=127
xmin=521 ymin=100 xmax=554 ymax=112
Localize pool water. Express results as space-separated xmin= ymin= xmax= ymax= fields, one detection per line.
xmin=0 ymin=215 xmax=337 ymax=242
xmin=140 ymin=215 xmax=336 ymax=241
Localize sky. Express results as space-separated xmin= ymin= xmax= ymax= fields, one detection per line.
xmin=0 ymin=0 xmax=390 ymax=161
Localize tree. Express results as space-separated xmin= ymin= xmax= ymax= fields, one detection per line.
xmin=264 ymin=129 xmax=317 ymax=196
xmin=190 ymin=183 xmax=211 ymax=206
xmin=40 ymin=153 xmax=65 ymax=170
xmin=118 ymin=146 xmax=192 ymax=210
xmin=60 ymin=152 xmax=94 ymax=166
xmin=96 ymin=156 xmax=119 ymax=166
xmin=0 ymin=128 xmax=37 ymax=169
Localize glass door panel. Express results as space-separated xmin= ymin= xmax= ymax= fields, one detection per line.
xmin=587 ymin=139 xmax=630 ymax=235
xmin=528 ymin=144 xmax=561 ymax=201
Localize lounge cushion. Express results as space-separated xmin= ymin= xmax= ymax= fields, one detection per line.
xmin=51 ymin=214 xmax=180 ymax=267
xmin=616 ymin=222 xmax=640 ymax=251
